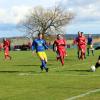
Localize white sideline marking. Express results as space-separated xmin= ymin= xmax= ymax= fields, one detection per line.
xmin=19 ymin=73 xmax=31 ymax=76
xmin=65 ymin=89 xmax=100 ymax=100
xmin=18 ymin=73 xmax=100 ymax=77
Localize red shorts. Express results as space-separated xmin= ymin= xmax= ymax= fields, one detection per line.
xmin=58 ymin=49 xmax=66 ymax=58
xmin=78 ymin=45 xmax=86 ymax=53
xmin=4 ymin=47 xmax=9 ymax=56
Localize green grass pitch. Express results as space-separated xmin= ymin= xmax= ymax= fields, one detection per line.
xmin=0 ymin=49 xmax=100 ymax=100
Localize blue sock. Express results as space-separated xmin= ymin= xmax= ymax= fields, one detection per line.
xmin=41 ymin=60 xmax=46 ymax=69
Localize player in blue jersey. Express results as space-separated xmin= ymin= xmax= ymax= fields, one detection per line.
xmin=32 ymin=33 xmax=49 ymax=72
xmin=87 ymin=34 xmax=94 ymax=56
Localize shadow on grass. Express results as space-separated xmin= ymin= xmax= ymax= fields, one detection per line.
xmin=67 ymin=69 xmax=90 ymax=72
xmin=55 ymin=69 xmax=91 ymax=73
xmin=13 ymin=64 xmax=39 ymax=67
xmin=0 ymin=70 xmax=36 ymax=73
xmin=13 ymin=64 xmax=53 ymax=67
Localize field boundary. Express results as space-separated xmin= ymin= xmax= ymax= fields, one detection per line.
xmin=65 ymin=88 xmax=100 ymax=100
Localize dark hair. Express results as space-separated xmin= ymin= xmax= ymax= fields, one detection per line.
xmin=78 ymin=31 xmax=81 ymax=33
xmin=57 ymin=34 xmax=61 ymax=37
xmin=38 ymin=33 xmax=43 ymax=36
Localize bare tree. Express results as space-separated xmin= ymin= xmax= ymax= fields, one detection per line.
xmin=19 ymin=5 xmax=75 ymax=37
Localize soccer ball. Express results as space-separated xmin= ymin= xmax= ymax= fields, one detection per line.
xmin=90 ymin=65 xmax=96 ymax=72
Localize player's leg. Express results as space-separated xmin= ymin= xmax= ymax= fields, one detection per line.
xmin=91 ymin=46 xmax=94 ymax=56
xmin=43 ymin=52 xmax=47 ymax=63
xmin=6 ymin=49 xmax=11 ymax=60
xmin=7 ymin=55 xmax=11 ymax=60
xmin=4 ymin=50 xmax=8 ymax=59
xmin=80 ymin=49 xmax=84 ymax=60
xmin=59 ymin=50 xmax=64 ymax=66
xmin=87 ymin=48 xmax=89 ymax=56
xmin=87 ymin=45 xmax=90 ymax=56
xmin=43 ymin=52 xmax=48 ymax=72
xmin=4 ymin=54 xmax=7 ymax=59
xmin=79 ymin=49 xmax=82 ymax=60
xmin=37 ymin=52 xmax=45 ymax=70
xmin=81 ymin=46 xmax=86 ymax=60
xmin=78 ymin=47 xmax=81 ymax=59
xmin=84 ymin=47 xmax=86 ymax=59
xmin=37 ymin=52 xmax=48 ymax=72
xmin=56 ymin=51 xmax=60 ymax=61
xmin=77 ymin=50 xmax=79 ymax=59
xmin=60 ymin=58 xmax=64 ymax=66
xmin=91 ymin=50 xmax=94 ymax=56
xmin=90 ymin=45 xmax=94 ymax=56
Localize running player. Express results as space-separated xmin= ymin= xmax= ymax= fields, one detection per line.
xmin=73 ymin=31 xmax=81 ymax=59
xmin=32 ymin=33 xmax=49 ymax=72
xmin=78 ymin=32 xmax=87 ymax=60
xmin=3 ymin=38 xmax=11 ymax=60
xmin=53 ymin=34 xmax=67 ymax=66
xmin=87 ymin=34 xmax=94 ymax=56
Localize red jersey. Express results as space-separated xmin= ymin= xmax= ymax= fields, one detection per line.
xmin=3 ymin=40 xmax=10 ymax=48
xmin=77 ymin=36 xmax=86 ymax=53
xmin=54 ymin=39 xmax=66 ymax=50
xmin=78 ymin=36 xmax=86 ymax=46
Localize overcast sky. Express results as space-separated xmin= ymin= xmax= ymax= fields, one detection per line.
xmin=0 ymin=0 xmax=100 ymax=37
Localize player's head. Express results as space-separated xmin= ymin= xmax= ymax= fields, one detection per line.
xmin=88 ymin=34 xmax=92 ymax=38
xmin=3 ymin=38 xmax=6 ymax=41
xmin=57 ymin=34 xmax=63 ymax=40
xmin=81 ymin=32 xmax=84 ymax=36
xmin=78 ymin=31 xmax=81 ymax=36
xmin=38 ymin=33 xmax=43 ymax=39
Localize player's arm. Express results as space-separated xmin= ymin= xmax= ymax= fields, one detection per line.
xmin=31 ymin=40 xmax=36 ymax=55
xmin=64 ymin=39 xmax=67 ymax=46
xmin=91 ymin=38 xmax=94 ymax=45
xmin=73 ymin=38 xmax=76 ymax=45
xmin=53 ymin=41 xmax=56 ymax=52
xmin=43 ymin=40 xmax=49 ymax=50
xmin=85 ymin=37 xmax=87 ymax=45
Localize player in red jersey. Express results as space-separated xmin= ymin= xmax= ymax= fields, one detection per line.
xmin=73 ymin=31 xmax=81 ymax=59
xmin=53 ymin=34 xmax=67 ymax=66
xmin=3 ymin=38 xmax=11 ymax=60
xmin=78 ymin=32 xmax=87 ymax=60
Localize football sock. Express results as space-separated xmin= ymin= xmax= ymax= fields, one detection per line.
xmin=60 ymin=57 xmax=64 ymax=66
xmin=41 ymin=60 xmax=46 ymax=69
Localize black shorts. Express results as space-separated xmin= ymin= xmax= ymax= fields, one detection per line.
xmin=98 ymin=56 xmax=100 ymax=60
xmin=95 ymin=62 xmax=100 ymax=68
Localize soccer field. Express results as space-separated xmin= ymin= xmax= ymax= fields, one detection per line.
xmin=0 ymin=49 xmax=100 ymax=100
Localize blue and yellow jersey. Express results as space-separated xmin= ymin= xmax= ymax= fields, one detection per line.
xmin=32 ymin=38 xmax=48 ymax=52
